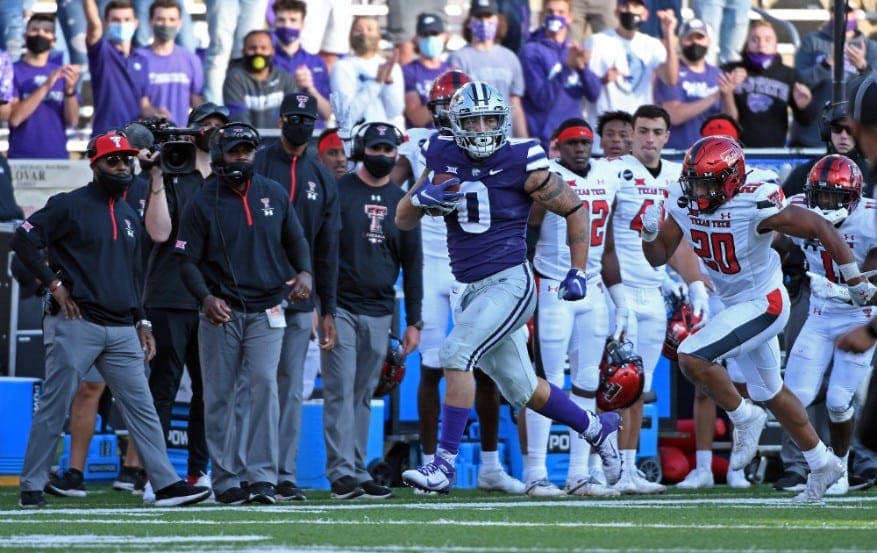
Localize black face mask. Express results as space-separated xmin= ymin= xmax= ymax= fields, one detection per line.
xmin=362 ymin=154 xmax=395 ymax=179
xmin=618 ymin=12 xmax=642 ymax=32
xmin=244 ymin=54 xmax=271 ymax=73
xmin=217 ymin=161 xmax=254 ymax=185
xmin=682 ymin=43 xmax=708 ymax=62
xmin=96 ymin=171 xmax=134 ymax=197
xmin=26 ymin=34 xmax=52 ymax=54
xmin=282 ymin=118 xmax=316 ymax=147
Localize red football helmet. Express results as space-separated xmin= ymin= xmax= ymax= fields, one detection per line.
xmin=805 ymin=154 xmax=862 ymax=219
xmin=597 ymin=338 xmax=645 ymax=411
xmin=373 ymin=335 xmax=406 ymax=397
xmin=427 ymin=69 xmax=471 ymax=129
xmin=679 ymin=136 xmax=746 ymax=214
xmin=663 ymin=296 xmax=703 ymax=361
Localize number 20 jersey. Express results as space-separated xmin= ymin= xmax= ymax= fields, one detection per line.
xmin=423 ymin=135 xmax=549 ymax=283
xmin=666 ymin=179 xmax=785 ymax=305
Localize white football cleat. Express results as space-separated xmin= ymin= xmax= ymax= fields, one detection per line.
xmin=676 ymin=468 xmax=714 ymax=489
xmin=729 ymin=401 xmax=767 ymax=470
xmin=566 ymin=476 xmax=620 ymax=497
xmin=794 ymin=454 xmax=844 ymax=502
xmin=725 ymin=468 xmax=751 ymax=489
xmin=525 ymin=478 xmax=565 ymax=497
xmin=477 ymin=468 xmax=526 ymax=494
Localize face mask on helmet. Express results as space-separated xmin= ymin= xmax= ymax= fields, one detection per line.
xmin=373 ymin=336 xmax=406 ymax=397
xmin=597 ymin=338 xmax=645 ymax=411
xmin=805 ymin=154 xmax=862 ymax=224
xmin=662 ymin=298 xmax=703 ymax=361
xmin=448 ymin=82 xmax=510 ymax=159
xmin=680 ymin=173 xmax=727 ymax=213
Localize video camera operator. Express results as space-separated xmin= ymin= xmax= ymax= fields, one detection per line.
xmin=138 ymin=102 xmax=230 ymax=489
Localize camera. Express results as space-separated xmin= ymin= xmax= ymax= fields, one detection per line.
xmin=130 ymin=117 xmax=203 ymax=175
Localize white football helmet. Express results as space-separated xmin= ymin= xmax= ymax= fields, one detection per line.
xmin=447 ymin=81 xmax=511 ymax=159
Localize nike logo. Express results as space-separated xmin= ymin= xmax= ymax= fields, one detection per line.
xmin=488 ymin=169 xmax=503 ymax=176
xmin=425 ymin=475 xmax=446 ymax=488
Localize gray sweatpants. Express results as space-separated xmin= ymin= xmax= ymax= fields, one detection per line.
xmin=199 ymin=310 xmax=283 ymax=494
xmin=320 ymin=308 xmax=391 ymax=483
xmin=277 ymin=310 xmax=313 ymax=483
xmin=21 ymin=315 xmax=179 ymax=492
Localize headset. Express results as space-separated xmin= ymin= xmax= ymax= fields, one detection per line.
xmin=85 ymin=129 xmax=128 ymax=161
xmin=819 ymin=100 xmax=850 ymax=143
xmin=349 ymin=121 xmax=404 ymax=162
xmin=209 ymin=122 xmax=261 ymax=168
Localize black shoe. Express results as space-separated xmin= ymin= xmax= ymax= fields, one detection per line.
xmin=849 ymin=473 xmax=875 ymax=492
xmin=276 ymin=480 xmax=306 ymax=501
xmin=153 ymin=480 xmax=211 ymax=507
xmin=330 ymin=476 xmax=364 ymax=500
xmin=360 ymin=479 xmax=394 ymax=499
xmin=113 ymin=465 xmax=139 ymax=491
xmin=772 ymin=470 xmax=807 ymax=492
xmin=45 ymin=469 xmax=87 ymax=497
xmin=132 ymin=469 xmax=149 ymax=495
xmin=19 ymin=490 xmax=47 ymax=508
xmin=215 ymin=486 xmax=248 ymax=505
xmin=860 ymin=467 xmax=877 ymax=481
xmin=247 ymin=481 xmax=276 ymax=504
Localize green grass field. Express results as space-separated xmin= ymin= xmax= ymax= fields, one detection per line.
xmin=0 ymin=485 xmax=875 ymax=552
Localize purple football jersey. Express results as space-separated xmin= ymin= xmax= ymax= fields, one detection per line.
xmin=423 ymin=136 xmax=549 ymax=282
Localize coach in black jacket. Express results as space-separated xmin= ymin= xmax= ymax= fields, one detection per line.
xmin=253 ymin=92 xmax=340 ymax=501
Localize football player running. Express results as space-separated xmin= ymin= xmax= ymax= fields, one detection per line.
xmin=523 ymin=118 xmax=622 ymax=498
xmin=774 ymin=154 xmax=877 ymax=495
xmin=609 ymin=104 xmax=709 ymax=495
xmin=396 ymin=81 xmax=622 ymax=494
xmin=642 ymin=136 xmax=874 ymax=502
xmin=393 ymin=70 xmax=525 ymax=494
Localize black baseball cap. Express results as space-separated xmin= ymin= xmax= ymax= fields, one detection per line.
xmin=363 ymin=123 xmax=401 ymax=148
xmin=470 ymin=0 xmax=498 ymax=17
xmin=188 ymin=102 xmax=230 ymax=126
xmin=417 ymin=12 xmax=444 ymax=35
xmin=280 ymin=92 xmax=318 ymax=119
xmin=219 ymin=123 xmax=260 ymax=152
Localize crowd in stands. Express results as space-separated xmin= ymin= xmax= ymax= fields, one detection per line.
xmin=3 ymin=0 xmax=877 ymax=507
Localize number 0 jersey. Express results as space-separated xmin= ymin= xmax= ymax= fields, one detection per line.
xmin=612 ymin=155 xmax=680 ymax=288
xmin=667 ymin=178 xmax=785 ymax=305
xmin=534 ymin=158 xmax=620 ymax=282
xmin=423 ymin=135 xmax=549 ymax=283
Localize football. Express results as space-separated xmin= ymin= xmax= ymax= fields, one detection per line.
xmin=432 ymin=172 xmax=460 ymax=192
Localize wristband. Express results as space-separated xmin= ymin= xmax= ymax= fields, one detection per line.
xmin=64 ymin=90 xmax=76 ymax=97
xmin=151 ymin=186 xmax=165 ymax=196
xmin=839 ymin=262 xmax=861 ymax=282
xmin=607 ymin=283 xmax=627 ymax=309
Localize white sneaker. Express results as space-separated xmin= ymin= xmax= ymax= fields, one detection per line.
xmin=729 ymin=402 xmax=767 ymax=470
xmin=676 ymin=468 xmax=714 ymax=489
xmin=525 ymin=478 xmax=565 ymax=497
xmin=726 ymin=468 xmax=751 ymax=489
xmin=633 ymin=470 xmax=666 ymax=494
xmin=589 ymin=466 xmax=607 ymax=486
xmin=566 ymin=476 xmax=620 ymax=497
xmin=142 ymin=481 xmax=155 ymax=504
xmin=477 ymin=468 xmax=526 ymax=494
xmin=794 ymin=455 xmax=845 ymax=502
xmin=613 ymin=469 xmax=639 ymax=495
xmin=825 ymin=464 xmax=849 ymax=496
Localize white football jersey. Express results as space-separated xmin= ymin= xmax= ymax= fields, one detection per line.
xmin=402 ymin=127 xmax=448 ymax=261
xmin=534 ymin=158 xmax=620 ymax=282
xmin=612 ymin=155 xmax=681 ymax=288
xmin=788 ymin=194 xmax=877 ymax=313
xmin=667 ymin=178 xmax=785 ymax=305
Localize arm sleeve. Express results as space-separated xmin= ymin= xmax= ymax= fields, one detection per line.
xmin=282 ymin=203 xmax=313 ymax=276
xmin=180 ymin=258 xmax=210 ymax=301
xmin=400 ymin=225 xmax=423 ymax=325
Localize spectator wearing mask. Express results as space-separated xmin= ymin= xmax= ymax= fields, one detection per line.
xmin=224 ymin=29 xmax=298 ymax=128
xmin=519 ymin=0 xmax=601 ymax=150
xmin=8 ymin=13 xmax=80 ymax=159
xmin=654 ymin=18 xmax=735 ymax=150
xmin=271 ymin=0 xmax=332 ymax=126
xmin=402 ymin=12 xmax=450 ymax=129
xmin=721 ymin=21 xmax=814 ymax=148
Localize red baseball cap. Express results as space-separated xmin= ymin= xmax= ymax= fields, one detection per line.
xmin=88 ymin=132 xmax=140 ymax=164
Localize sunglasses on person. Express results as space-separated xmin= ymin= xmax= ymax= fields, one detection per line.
xmin=830 ymin=123 xmax=853 ymax=135
xmin=102 ymin=154 xmax=135 ymax=168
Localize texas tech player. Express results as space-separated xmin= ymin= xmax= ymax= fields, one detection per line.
xmin=643 ymin=136 xmax=873 ymax=501
xmin=610 ymin=104 xmax=709 ymax=494
xmin=397 ymin=81 xmax=622 ymax=494
xmin=777 ymin=154 xmax=877 ymax=495
xmin=525 ymin=118 xmax=622 ymax=497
